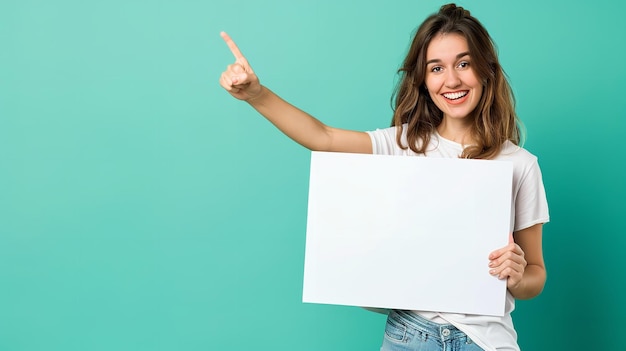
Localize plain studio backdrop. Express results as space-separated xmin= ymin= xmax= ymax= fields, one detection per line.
xmin=1 ymin=0 xmax=624 ymax=350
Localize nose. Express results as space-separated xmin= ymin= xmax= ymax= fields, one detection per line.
xmin=444 ymin=69 xmax=461 ymax=89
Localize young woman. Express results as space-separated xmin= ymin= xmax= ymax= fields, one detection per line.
xmin=219 ymin=4 xmax=549 ymax=351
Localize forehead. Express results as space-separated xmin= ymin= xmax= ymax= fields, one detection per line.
xmin=426 ymin=33 xmax=470 ymax=61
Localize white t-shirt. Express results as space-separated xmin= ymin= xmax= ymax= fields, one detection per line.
xmin=367 ymin=125 xmax=550 ymax=351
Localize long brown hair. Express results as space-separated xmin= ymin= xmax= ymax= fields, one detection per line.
xmin=391 ymin=3 xmax=521 ymax=159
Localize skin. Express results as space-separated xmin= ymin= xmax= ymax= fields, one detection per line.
xmin=219 ymin=31 xmax=546 ymax=299
xmin=491 ymin=225 xmax=546 ymax=299
xmin=219 ymin=32 xmax=371 ymax=154
xmin=425 ymin=33 xmax=483 ymax=145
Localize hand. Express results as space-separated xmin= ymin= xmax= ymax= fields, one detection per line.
xmin=488 ymin=233 xmax=527 ymax=290
xmin=219 ymin=32 xmax=263 ymax=101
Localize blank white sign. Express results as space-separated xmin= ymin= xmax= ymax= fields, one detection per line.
xmin=303 ymin=151 xmax=513 ymax=316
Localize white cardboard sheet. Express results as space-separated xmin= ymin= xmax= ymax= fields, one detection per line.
xmin=302 ymin=151 xmax=513 ymax=316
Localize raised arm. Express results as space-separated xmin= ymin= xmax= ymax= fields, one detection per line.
xmin=219 ymin=32 xmax=372 ymax=154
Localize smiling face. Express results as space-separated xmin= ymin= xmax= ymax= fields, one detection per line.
xmin=425 ymin=33 xmax=483 ymax=124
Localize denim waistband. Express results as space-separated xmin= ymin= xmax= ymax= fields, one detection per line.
xmin=391 ymin=310 xmax=469 ymax=342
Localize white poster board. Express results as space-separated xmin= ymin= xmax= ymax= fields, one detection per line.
xmin=303 ymin=151 xmax=513 ymax=316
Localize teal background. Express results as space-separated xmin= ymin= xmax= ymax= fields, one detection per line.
xmin=1 ymin=0 xmax=625 ymax=350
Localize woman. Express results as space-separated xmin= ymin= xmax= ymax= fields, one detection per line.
xmin=219 ymin=4 xmax=549 ymax=351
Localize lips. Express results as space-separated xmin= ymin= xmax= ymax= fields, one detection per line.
xmin=442 ymin=91 xmax=468 ymax=100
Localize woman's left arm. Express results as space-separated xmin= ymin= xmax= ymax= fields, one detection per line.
xmin=488 ymin=223 xmax=546 ymax=299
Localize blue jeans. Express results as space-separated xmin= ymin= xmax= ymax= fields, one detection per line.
xmin=380 ymin=310 xmax=485 ymax=351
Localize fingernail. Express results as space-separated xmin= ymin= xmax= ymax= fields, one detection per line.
xmin=489 ymin=269 xmax=496 ymax=275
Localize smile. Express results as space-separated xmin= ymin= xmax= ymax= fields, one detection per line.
xmin=442 ymin=91 xmax=468 ymax=100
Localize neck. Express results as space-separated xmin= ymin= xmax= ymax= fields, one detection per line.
xmin=437 ymin=118 xmax=475 ymax=145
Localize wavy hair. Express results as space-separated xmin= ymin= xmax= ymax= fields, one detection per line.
xmin=391 ymin=3 xmax=521 ymax=159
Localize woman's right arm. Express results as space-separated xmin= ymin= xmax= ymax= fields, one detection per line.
xmin=219 ymin=32 xmax=372 ymax=154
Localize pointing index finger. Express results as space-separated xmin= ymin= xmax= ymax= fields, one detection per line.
xmin=220 ymin=31 xmax=246 ymax=61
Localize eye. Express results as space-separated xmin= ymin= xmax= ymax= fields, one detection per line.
xmin=457 ymin=61 xmax=470 ymax=69
xmin=430 ymin=66 xmax=443 ymax=73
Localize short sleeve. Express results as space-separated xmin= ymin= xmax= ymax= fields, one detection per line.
xmin=513 ymin=158 xmax=550 ymax=232
xmin=366 ymin=126 xmax=407 ymax=156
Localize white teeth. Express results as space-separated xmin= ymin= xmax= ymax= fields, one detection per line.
xmin=443 ymin=91 xmax=468 ymax=100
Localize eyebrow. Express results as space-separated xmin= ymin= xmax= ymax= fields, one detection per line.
xmin=426 ymin=52 xmax=471 ymax=65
